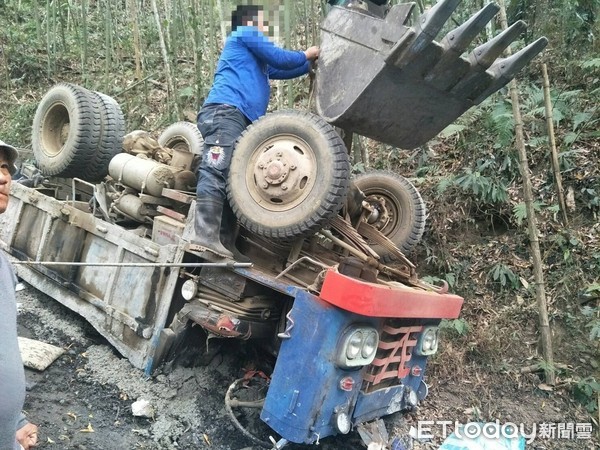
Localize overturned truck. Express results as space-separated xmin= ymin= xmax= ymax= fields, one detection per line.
xmin=1 ymin=0 xmax=546 ymax=448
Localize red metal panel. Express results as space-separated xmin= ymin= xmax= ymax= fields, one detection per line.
xmin=319 ymin=270 xmax=463 ymax=319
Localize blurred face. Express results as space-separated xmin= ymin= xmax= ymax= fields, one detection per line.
xmin=0 ymin=149 xmax=12 ymax=213
xmin=255 ymin=10 xmax=267 ymax=33
xmin=246 ymin=10 xmax=267 ymax=33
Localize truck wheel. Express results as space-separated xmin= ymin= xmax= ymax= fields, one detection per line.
xmin=81 ymin=91 xmax=126 ymax=181
xmin=158 ymin=121 xmax=204 ymax=155
xmin=228 ymin=110 xmax=350 ymax=239
xmin=32 ymin=83 xmax=102 ymax=177
xmin=353 ymin=171 xmax=426 ymax=260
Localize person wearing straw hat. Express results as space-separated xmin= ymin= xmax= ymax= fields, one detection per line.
xmin=0 ymin=140 xmax=38 ymax=450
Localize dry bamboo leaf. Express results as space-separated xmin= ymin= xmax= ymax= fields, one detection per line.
xmin=80 ymin=422 xmax=95 ymax=433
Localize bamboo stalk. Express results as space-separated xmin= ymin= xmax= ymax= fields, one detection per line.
xmin=104 ymin=0 xmax=112 ymax=90
xmin=1 ymin=43 xmax=10 ymax=95
xmin=151 ymin=0 xmax=181 ymax=118
xmin=33 ymin=0 xmax=42 ymax=46
xmin=207 ymin=0 xmax=216 ymax=82
xmin=285 ymin=0 xmax=293 ymax=107
xmin=499 ymin=0 xmax=555 ymax=385
xmin=541 ymin=63 xmax=568 ymax=226
xmin=46 ymin=0 xmax=52 ymax=77
xmin=215 ymin=0 xmax=227 ymax=45
xmin=81 ymin=0 xmax=88 ymax=82
xmin=129 ymin=0 xmax=142 ymax=80
xmin=190 ymin=0 xmax=204 ymax=104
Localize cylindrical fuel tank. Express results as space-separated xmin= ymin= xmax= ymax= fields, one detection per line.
xmin=112 ymin=194 xmax=149 ymax=222
xmin=109 ymin=153 xmax=175 ymax=197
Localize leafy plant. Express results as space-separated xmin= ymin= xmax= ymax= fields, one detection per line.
xmin=512 ymin=201 xmax=542 ymax=226
xmin=453 ymin=168 xmax=510 ymax=205
xmin=487 ymin=263 xmax=519 ymax=291
xmin=422 ymin=273 xmax=457 ymax=289
xmin=548 ymin=233 xmax=581 ymax=263
xmin=440 ymin=318 xmax=470 ymax=336
xmin=573 ymin=377 xmax=600 ymax=413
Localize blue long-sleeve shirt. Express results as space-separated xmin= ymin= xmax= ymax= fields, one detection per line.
xmin=204 ymin=26 xmax=310 ymax=122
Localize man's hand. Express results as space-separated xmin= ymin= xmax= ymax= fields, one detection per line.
xmin=304 ymin=46 xmax=319 ymax=61
xmin=16 ymin=423 xmax=38 ymax=450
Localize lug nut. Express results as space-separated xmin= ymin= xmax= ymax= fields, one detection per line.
xmin=290 ymin=164 xmax=296 ymax=170
xmin=281 ymin=184 xmax=288 ymax=190
xmin=262 ymin=182 xmax=268 ymax=189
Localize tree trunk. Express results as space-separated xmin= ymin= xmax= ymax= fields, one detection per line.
xmin=499 ymin=0 xmax=555 ymax=385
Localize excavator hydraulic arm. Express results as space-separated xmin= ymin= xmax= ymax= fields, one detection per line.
xmin=316 ymin=0 xmax=548 ymax=149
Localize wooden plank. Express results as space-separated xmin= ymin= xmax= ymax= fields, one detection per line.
xmin=156 ymin=205 xmax=186 ymax=222
xmin=161 ymin=188 xmax=195 ymax=204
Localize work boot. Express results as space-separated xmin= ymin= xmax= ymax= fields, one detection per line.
xmin=192 ymin=198 xmax=234 ymax=259
xmin=221 ymin=203 xmax=251 ymax=263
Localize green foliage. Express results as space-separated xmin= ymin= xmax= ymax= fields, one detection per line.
xmin=580 ymin=58 xmax=600 ymax=70
xmin=487 ymin=263 xmax=519 ymax=291
xmin=422 ymin=273 xmax=457 ymax=289
xmin=439 ymin=318 xmax=470 ymax=336
xmin=452 ymin=167 xmax=510 ymax=205
xmin=512 ymin=201 xmax=542 ymax=226
xmin=439 ymin=123 xmax=466 ymax=139
xmin=513 ymin=200 xmax=560 ymax=227
xmin=574 ymin=377 xmax=600 ymax=413
xmin=581 ymin=306 xmax=600 ymax=341
xmin=488 ymin=100 xmax=515 ymax=149
xmin=352 ymin=161 xmax=366 ymax=174
xmin=548 ymin=232 xmax=581 ymax=263
xmin=579 ymin=187 xmax=600 ymax=210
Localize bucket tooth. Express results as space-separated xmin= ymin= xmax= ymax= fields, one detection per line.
xmin=473 ymin=37 xmax=549 ymax=103
xmin=426 ymin=3 xmax=500 ymax=90
xmin=394 ymin=0 xmax=462 ymax=68
xmin=471 ymin=20 xmax=527 ymax=68
xmin=440 ymin=3 xmax=500 ymax=56
xmin=450 ymin=20 xmax=527 ymax=98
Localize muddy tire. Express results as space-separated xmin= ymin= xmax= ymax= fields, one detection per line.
xmin=81 ymin=92 xmax=126 ymax=181
xmin=353 ymin=171 xmax=426 ymax=260
xmin=158 ymin=121 xmax=204 ymax=155
xmin=32 ymin=83 xmax=103 ymax=177
xmin=228 ymin=110 xmax=350 ymax=239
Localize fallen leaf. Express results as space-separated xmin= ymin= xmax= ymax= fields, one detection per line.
xmin=464 ymin=406 xmax=481 ymax=416
xmin=80 ymin=422 xmax=95 ymax=433
xmin=203 ymin=433 xmax=211 ymax=445
xmin=538 ymin=383 xmax=554 ymax=392
xmin=47 ymin=438 xmax=55 ymax=444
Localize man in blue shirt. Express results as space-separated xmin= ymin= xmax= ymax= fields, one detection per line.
xmin=192 ymin=4 xmax=319 ymax=260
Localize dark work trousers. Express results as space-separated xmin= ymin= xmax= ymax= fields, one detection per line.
xmin=196 ymin=103 xmax=251 ymax=201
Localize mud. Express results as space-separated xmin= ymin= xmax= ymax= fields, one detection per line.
xmin=15 ymin=282 xmax=599 ymax=450
xmin=15 ymin=283 xmax=359 ymax=450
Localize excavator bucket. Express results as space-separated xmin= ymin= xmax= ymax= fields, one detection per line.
xmin=315 ymin=0 xmax=548 ymax=149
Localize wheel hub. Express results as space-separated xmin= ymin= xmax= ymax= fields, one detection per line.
xmin=249 ymin=136 xmax=315 ymax=211
xmin=367 ymin=195 xmax=393 ymax=232
xmin=263 ymin=158 xmax=288 ymax=185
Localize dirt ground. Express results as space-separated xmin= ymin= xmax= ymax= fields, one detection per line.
xmin=15 ymin=281 xmax=599 ymax=450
